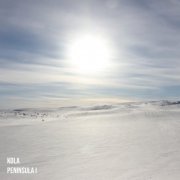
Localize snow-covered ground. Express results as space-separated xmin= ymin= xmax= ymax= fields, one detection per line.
xmin=0 ymin=101 xmax=180 ymax=180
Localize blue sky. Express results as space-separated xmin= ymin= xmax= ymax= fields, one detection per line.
xmin=0 ymin=0 xmax=180 ymax=108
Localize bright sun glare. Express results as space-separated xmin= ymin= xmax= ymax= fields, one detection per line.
xmin=67 ymin=33 xmax=113 ymax=75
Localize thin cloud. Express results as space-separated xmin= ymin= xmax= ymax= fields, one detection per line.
xmin=0 ymin=0 xmax=180 ymax=108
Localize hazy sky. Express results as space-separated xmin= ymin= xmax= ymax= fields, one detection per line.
xmin=1 ymin=0 xmax=180 ymax=108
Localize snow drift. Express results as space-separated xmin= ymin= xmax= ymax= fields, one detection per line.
xmin=0 ymin=101 xmax=180 ymax=180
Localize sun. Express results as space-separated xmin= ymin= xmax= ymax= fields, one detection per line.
xmin=66 ymin=33 xmax=113 ymax=75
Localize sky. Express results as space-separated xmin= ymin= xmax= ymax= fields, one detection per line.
xmin=0 ymin=0 xmax=180 ymax=108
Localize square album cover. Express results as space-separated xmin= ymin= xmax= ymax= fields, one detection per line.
xmin=0 ymin=0 xmax=180 ymax=179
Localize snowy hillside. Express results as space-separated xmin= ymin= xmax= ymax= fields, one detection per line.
xmin=0 ymin=101 xmax=180 ymax=180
